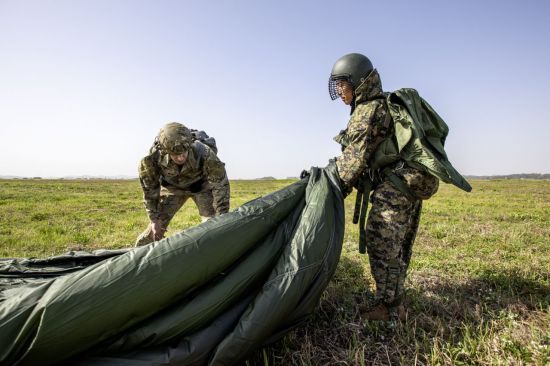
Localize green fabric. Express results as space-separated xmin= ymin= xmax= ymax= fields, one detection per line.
xmin=0 ymin=165 xmax=344 ymax=366
xmin=370 ymin=88 xmax=472 ymax=192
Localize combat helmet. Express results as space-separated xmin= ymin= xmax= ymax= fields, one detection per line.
xmin=157 ymin=122 xmax=193 ymax=155
xmin=329 ymin=53 xmax=374 ymax=100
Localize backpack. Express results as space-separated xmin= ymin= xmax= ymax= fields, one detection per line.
xmin=353 ymin=89 xmax=471 ymax=253
xmin=190 ymin=129 xmax=218 ymax=154
xmin=371 ymin=88 xmax=472 ymax=192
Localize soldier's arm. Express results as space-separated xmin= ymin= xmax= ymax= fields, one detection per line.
xmin=203 ymin=150 xmax=230 ymax=215
xmin=336 ymin=101 xmax=389 ymax=189
xmin=138 ymin=154 xmax=162 ymax=221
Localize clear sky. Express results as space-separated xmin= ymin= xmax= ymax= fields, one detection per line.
xmin=1 ymin=0 xmax=549 ymax=179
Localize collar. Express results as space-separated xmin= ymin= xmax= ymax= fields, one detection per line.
xmin=353 ymin=68 xmax=384 ymax=105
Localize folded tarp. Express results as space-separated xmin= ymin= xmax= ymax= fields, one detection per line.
xmin=0 ymin=165 xmax=345 ymax=366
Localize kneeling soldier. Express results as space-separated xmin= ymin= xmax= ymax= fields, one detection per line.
xmin=136 ymin=122 xmax=230 ymax=246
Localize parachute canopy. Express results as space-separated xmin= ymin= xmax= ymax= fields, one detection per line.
xmin=0 ymin=165 xmax=345 ymax=366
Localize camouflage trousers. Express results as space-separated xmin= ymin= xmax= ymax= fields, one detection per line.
xmin=365 ymin=166 xmax=439 ymax=306
xmin=135 ymin=185 xmax=216 ymax=246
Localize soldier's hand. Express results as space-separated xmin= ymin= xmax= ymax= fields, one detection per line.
xmin=151 ymin=220 xmax=166 ymax=241
xmin=338 ymin=177 xmax=352 ymax=198
xmin=342 ymin=184 xmax=352 ymax=198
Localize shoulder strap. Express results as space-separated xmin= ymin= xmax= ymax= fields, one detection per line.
xmin=367 ymin=96 xmax=394 ymax=153
xmin=193 ymin=141 xmax=207 ymax=170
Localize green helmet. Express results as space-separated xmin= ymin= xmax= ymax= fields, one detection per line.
xmin=157 ymin=122 xmax=193 ymax=155
xmin=329 ymin=53 xmax=374 ymax=100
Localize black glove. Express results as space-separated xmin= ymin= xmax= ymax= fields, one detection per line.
xmin=300 ymin=170 xmax=310 ymax=179
xmin=340 ymin=178 xmax=352 ymax=198
xmin=332 ymin=162 xmax=351 ymax=197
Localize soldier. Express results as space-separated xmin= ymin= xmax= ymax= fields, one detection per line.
xmin=135 ymin=122 xmax=230 ymax=246
xmin=329 ymin=53 xmax=440 ymax=321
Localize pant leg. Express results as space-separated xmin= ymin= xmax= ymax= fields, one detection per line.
xmin=396 ymin=200 xmax=422 ymax=297
xmin=135 ymin=186 xmax=189 ymax=246
xmin=365 ymin=179 xmax=419 ymax=306
xmin=392 ymin=166 xmax=438 ymax=296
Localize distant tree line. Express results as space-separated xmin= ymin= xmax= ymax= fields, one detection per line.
xmin=1 ymin=174 xmax=549 ymax=181
xmin=465 ymin=173 xmax=550 ymax=180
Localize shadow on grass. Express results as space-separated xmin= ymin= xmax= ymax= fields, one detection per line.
xmin=407 ymin=268 xmax=550 ymax=331
xmin=246 ymin=261 xmax=550 ymax=365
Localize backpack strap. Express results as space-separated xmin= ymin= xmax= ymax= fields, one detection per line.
xmin=192 ymin=141 xmax=207 ymax=170
xmin=371 ymin=94 xmax=393 ymax=131
xmin=378 ymin=95 xmax=417 ymax=200
xmin=382 ymin=166 xmax=416 ymax=201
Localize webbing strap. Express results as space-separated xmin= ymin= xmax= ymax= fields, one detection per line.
xmin=382 ymin=167 xmax=416 ymax=201
xmin=352 ymin=176 xmax=372 ymax=254
xmin=352 ymin=185 xmax=363 ymax=224
xmin=358 ymin=179 xmax=371 ymax=254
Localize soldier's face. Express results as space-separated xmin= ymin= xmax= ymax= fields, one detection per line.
xmin=336 ymin=80 xmax=353 ymax=105
xmin=169 ymin=150 xmax=188 ymax=165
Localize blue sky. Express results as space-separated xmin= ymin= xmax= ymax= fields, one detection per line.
xmin=1 ymin=0 xmax=549 ymax=178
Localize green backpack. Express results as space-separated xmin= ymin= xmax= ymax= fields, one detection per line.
xmin=352 ymin=88 xmax=471 ymax=253
xmin=371 ymin=88 xmax=472 ymax=192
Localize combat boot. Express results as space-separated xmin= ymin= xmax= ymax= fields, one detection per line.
xmin=135 ymin=228 xmax=154 ymax=247
xmin=363 ymin=303 xmax=406 ymax=322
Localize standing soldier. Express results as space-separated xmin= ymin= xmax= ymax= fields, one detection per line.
xmin=329 ymin=53 xmax=440 ymax=321
xmin=136 ymin=122 xmax=230 ymax=246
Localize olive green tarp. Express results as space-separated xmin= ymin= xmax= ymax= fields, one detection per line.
xmin=0 ymin=165 xmax=345 ymax=366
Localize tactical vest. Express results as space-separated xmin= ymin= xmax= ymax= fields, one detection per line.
xmin=159 ymin=142 xmax=209 ymax=191
xmin=149 ymin=137 xmax=214 ymax=192
xmin=369 ymin=88 xmax=471 ymax=192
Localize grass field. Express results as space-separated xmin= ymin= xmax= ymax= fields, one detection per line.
xmin=0 ymin=178 xmax=549 ymax=365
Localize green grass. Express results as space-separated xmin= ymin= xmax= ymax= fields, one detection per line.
xmin=1 ymin=178 xmax=549 ymax=365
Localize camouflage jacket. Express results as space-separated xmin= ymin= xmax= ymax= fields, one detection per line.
xmin=139 ymin=141 xmax=230 ymax=220
xmin=335 ymin=69 xmax=393 ymax=190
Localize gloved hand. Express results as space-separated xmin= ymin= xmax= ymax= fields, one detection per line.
xmin=300 ymin=169 xmax=310 ymax=179
xmin=340 ymin=178 xmax=352 ymax=198
xmin=151 ymin=219 xmax=166 ymax=240
xmin=333 ymin=130 xmax=349 ymax=152
xmin=332 ymin=162 xmax=351 ymax=197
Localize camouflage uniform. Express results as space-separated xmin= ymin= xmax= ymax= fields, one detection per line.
xmin=335 ymin=69 xmax=439 ymax=307
xmin=136 ymin=140 xmax=230 ymax=246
